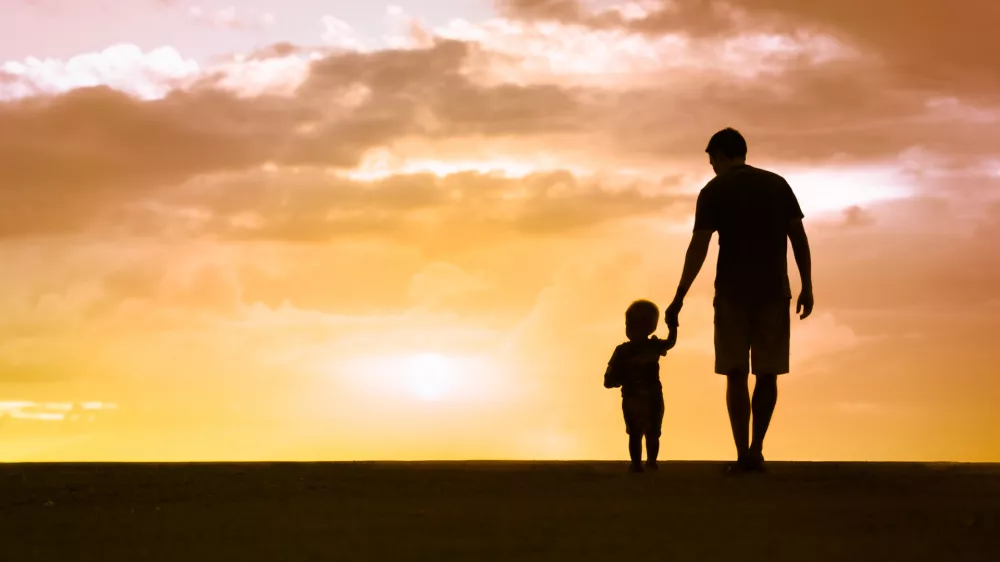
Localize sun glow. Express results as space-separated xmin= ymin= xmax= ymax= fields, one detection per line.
xmin=404 ymin=352 xmax=457 ymax=401
xmin=340 ymin=351 xmax=510 ymax=404
xmin=782 ymin=166 xmax=914 ymax=216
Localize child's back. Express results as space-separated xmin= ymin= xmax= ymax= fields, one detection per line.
xmin=604 ymin=337 xmax=670 ymax=397
xmin=604 ymin=300 xmax=677 ymax=473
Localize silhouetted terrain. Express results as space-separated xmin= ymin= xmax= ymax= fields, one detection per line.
xmin=2 ymin=462 xmax=998 ymax=561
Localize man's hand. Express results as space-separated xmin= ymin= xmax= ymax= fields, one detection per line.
xmin=665 ymin=297 xmax=683 ymax=329
xmin=796 ymin=289 xmax=814 ymax=320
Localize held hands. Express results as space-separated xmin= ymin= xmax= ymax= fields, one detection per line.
xmin=664 ymin=297 xmax=683 ymax=329
xmin=797 ymin=288 xmax=814 ymax=320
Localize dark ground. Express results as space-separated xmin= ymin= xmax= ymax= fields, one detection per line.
xmin=1 ymin=461 xmax=998 ymax=562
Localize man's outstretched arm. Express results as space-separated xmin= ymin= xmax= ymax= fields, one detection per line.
xmin=788 ymin=218 xmax=814 ymax=319
xmin=665 ymin=229 xmax=713 ymax=327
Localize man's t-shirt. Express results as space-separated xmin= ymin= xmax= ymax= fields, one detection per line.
xmin=604 ymin=339 xmax=668 ymax=398
xmin=693 ymin=164 xmax=804 ymax=302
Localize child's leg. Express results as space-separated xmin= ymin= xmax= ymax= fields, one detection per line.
xmin=647 ymin=392 xmax=665 ymax=464
xmin=623 ymin=396 xmax=644 ymax=465
xmin=628 ymin=434 xmax=643 ymax=464
xmin=646 ymin=435 xmax=659 ymax=463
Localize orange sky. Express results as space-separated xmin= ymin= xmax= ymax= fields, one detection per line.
xmin=1 ymin=0 xmax=998 ymax=462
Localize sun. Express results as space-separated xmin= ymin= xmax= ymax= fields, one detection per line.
xmin=404 ymin=353 xmax=457 ymax=401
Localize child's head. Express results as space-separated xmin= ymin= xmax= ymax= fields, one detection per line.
xmin=625 ymin=300 xmax=659 ymax=341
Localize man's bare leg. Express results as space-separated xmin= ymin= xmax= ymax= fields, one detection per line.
xmin=749 ymin=374 xmax=778 ymax=465
xmin=726 ymin=371 xmax=751 ymax=463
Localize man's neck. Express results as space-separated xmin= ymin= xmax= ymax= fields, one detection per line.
xmin=722 ymin=161 xmax=747 ymax=173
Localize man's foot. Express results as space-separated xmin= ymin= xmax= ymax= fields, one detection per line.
xmin=645 ymin=460 xmax=659 ymax=471
xmin=723 ymin=460 xmax=747 ymax=475
xmin=746 ymin=450 xmax=766 ymax=473
xmin=629 ymin=462 xmax=645 ymax=473
xmin=724 ymin=453 xmax=757 ymax=475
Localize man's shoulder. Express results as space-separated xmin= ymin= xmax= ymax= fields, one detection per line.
xmin=745 ymin=165 xmax=788 ymax=186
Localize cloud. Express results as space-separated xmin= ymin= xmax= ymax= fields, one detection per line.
xmin=408 ymin=262 xmax=495 ymax=306
xmin=186 ymin=5 xmax=276 ymax=30
xmin=498 ymin=0 xmax=1000 ymax=98
xmin=0 ymin=40 xmax=602 ymax=238
xmin=0 ymin=44 xmax=200 ymax=100
xmin=156 ymin=168 xmax=689 ymax=246
xmin=0 ymin=400 xmax=117 ymax=423
xmin=842 ymin=205 xmax=875 ymax=228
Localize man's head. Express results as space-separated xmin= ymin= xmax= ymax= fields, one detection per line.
xmin=625 ymin=299 xmax=659 ymax=341
xmin=706 ymin=127 xmax=747 ymax=175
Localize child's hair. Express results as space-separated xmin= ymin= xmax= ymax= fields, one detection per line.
xmin=625 ymin=299 xmax=659 ymax=336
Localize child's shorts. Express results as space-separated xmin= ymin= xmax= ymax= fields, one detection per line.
xmin=622 ymin=391 xmax=664 ymax=437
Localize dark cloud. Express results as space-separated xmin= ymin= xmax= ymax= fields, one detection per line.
xmin=2 ymin=8 xmax=997 ymax=239
xmin=0 ymin=40 xmax=584 ymax=237
xmin=247 ymin=42 xmax=303 ymax=61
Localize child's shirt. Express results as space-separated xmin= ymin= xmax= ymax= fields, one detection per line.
xmin=604 ymin=337 xmax=670 ymax=398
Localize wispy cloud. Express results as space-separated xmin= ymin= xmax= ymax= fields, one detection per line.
xmin=0 ymin=401 xmax=118 ymax=422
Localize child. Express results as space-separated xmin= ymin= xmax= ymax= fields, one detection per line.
xmin=604 ymin=299 xmax=677 ymax=473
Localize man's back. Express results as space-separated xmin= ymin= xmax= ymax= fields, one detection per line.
xmin=694 ymin=164 xmax=804 ymax=301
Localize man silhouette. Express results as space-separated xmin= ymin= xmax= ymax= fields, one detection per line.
xmin=665 ymin=128 xmax=814 ymax=473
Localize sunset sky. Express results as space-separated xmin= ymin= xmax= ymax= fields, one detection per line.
xmin=1 ymin=0 xmax=998 ymax=463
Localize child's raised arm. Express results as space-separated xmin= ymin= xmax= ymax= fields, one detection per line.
xmin=651 ymin=328 xmax=678 ymax=356
xmin=663 ymin=327 xmax=678 ymax=352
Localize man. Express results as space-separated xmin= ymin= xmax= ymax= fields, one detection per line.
xmin=665 ymin=128 xmax=814 ymax=473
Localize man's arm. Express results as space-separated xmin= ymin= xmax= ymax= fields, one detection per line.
xmin=788 ymin=218 xmax=814 ymax=319
xmin=675 ymin=230 xmax=713 ymax=300
xmin=665 ymin=230 xmax=712 ymax=327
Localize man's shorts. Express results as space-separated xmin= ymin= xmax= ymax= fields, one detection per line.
xmin=714 ymin=296 xmax=791 ymax=376
xmin=622 ymin=391 xmax=664 ymax=437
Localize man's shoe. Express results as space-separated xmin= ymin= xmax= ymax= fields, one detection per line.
xmin=645 ymin=461 xmax=659 ymax=471
xmin=629 ymin=462 xmax=645 ymax=473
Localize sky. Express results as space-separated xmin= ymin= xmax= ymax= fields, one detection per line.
xmin=1 ymin=0 xmax=998 ymax=462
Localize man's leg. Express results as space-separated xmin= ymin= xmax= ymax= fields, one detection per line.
xmin=750 ymin=374 xmax=778 ymax=459
xmin=746 ymin=297 xmax=790 ymax=469
xmin=726 ymin=370 xmax=751 ymax=461
xmin=715 ymin=296 xmax=751 ymax=465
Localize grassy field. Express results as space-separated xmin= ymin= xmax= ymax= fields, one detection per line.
xmin=1 ymin=461 xmax=998 ymax=561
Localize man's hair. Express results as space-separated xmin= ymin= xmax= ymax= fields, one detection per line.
xmin=706 ymin=127 xmax=748 ymax=159
xmin=625 ymin=299 xmax=659 ymax=335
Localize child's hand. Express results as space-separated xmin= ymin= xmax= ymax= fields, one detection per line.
xmin=603 ymin=365 xmax=621 ymax=389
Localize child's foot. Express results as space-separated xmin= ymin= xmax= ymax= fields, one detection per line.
xmin=645 ymin=460 xmax=659 ymax=471
xmin=628 ymin=462 xmax=645 ymax=473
